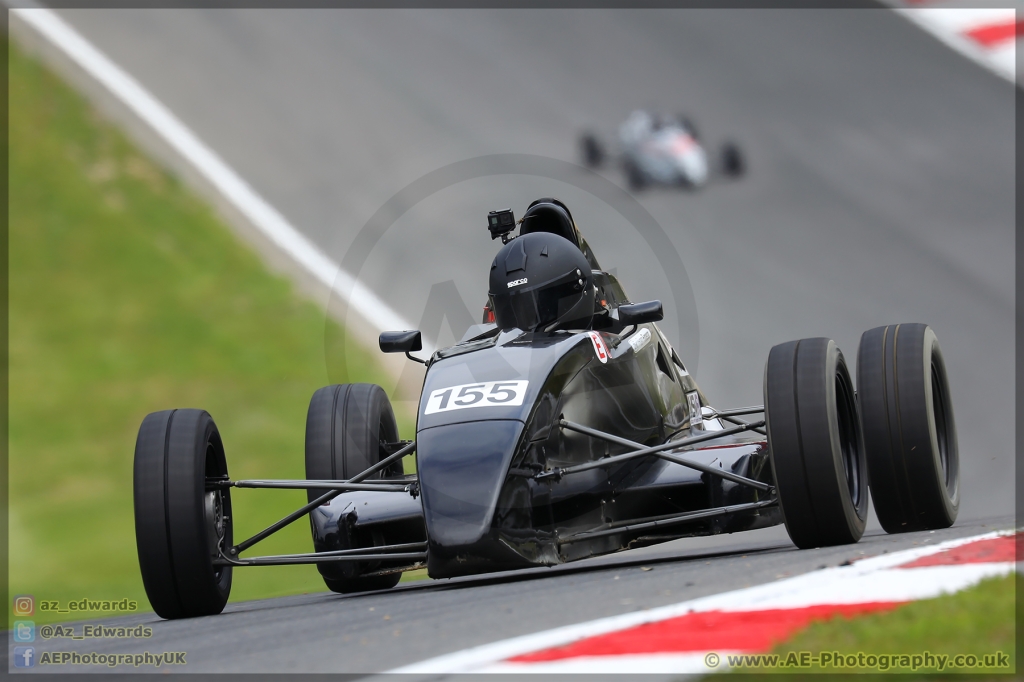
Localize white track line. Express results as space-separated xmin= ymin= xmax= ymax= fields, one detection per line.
xmin=391 ymin=530 xmax=1016 ymax=675
xmin=12 ymin=8 xmax=415 ymax=338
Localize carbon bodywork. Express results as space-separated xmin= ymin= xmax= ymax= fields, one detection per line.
xmin=311 ymin=272 xmax=778 ymax=579
xmin=416 ymin=321 xmax=776 ymax=578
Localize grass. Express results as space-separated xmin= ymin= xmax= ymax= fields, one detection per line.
xmin=724 ymin=574 xmax=1016 ymax=679
xmin=8 ymin=40 xmax=418 ymax=627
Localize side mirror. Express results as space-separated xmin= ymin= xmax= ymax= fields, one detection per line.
xmin=618 ymin=300 xmax=663 ymax=326
xmin=379 ymin=330 xmax=422 ymax=354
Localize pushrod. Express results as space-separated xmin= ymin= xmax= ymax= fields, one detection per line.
xmin=231 ymin=440 xmax=416 ymax=554
xmin=546 ymin=420 xmax=772 ymax=492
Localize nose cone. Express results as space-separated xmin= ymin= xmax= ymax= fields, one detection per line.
xmin=677 ymin=147 xmax=709 ymax=185
xmin=417 ymin=419 xmax=529 ymax=576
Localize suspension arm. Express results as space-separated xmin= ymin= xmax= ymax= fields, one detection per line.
xmin=703 ymin=405 xmax=764 ymax=418
xmin=538 ymin=420 xmax=772 ymax=493
xmin=216 ymin=542 xmax=428 ymax=567
xmin=557 ymin=499 xmax=777 ymax=545
xmin=231 ymin=480 xmax=412 ymax=492
xmin=230 ymin=440 xmax=416 ymax=555
xmin=718 ymin=414 xmax=767 ymax=436
xmin=218 ymin=552 xmax=428 ymax=567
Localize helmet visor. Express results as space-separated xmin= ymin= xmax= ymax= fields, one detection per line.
xmin=492 ymin=272 xmax=585 ymax=332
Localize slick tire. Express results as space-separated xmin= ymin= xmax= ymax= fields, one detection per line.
xmin=579 ymin=133 xmax=605 ymax=168
xmin=305 ymin=384 xmax=404 ymax=593
xmin=134 ymin=409 xmax=232 ymax=619
xmin=721 ymin=142 xmax=745 ymax=177
xmin=857 ymin=324 xmax=959 ymax=533
xmin=764 ymin=338 xmax=868 ymax=549
xmin=625 ymin=160 xmax=647 ymax=191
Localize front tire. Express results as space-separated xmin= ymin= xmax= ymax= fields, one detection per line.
xmin=134 ymin=409 xmax=232 ymax=619
xmin=721 ymin=142 xmax=744 ymax=177
xmin=305 ymin=384 xmax=404 ymax=593
xmin=857 ymin=324 xmax=959 ymax=533
xmin=764 ymin=338 xmax=868 ymax=549
xmin=579 ymin=133 xmax=605 ymax=168
xmin=624 ymin=159 xmax=647 ymax=191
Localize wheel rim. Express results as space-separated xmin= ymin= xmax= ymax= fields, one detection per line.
xmin=376 ymin=416 xmax=387 ymax=479
xmin=204 ymin=441 xmax=231 ymax=582
xmin=835 ymin=370 xmax=862 ymax=505
xmin=377 ymin=414 xmax=402 ymax=479
xmin=931 ymin=359 xmax=956 ymax=497
xmin=205 ymin=490 xmax=226 ymax=576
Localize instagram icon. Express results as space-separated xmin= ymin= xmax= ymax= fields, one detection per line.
xmin=13 ymin=595 xmax=34 ymax=616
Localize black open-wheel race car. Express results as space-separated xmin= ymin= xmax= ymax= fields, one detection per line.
xmin=133 ymin=198 xmax=960 ymax=619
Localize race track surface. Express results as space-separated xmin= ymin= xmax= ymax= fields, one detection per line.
xmin=19 ymin=520 xmax=1012 ymax=674
xmin=38 ymin=7 xmax=1017 ymax=674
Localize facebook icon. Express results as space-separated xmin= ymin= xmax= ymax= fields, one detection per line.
xmin=14 ymin=646 xmax=35 ymax=668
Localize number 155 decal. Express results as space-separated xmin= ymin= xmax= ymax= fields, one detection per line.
xmin=424 ymin=380 xmax=529 ymax=415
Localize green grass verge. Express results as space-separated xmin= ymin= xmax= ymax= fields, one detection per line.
xmin=8 ymin=40 xmax=419 ymax=627
xmin=724 ymin=574 xmax=1016 ymax=679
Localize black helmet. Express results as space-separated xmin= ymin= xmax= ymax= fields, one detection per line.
xmin=488 ymin=232 xmax=595 ymax=333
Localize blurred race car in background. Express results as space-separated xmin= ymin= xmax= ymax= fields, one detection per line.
xmin=580 ymin=110 xmax=744 ymax=191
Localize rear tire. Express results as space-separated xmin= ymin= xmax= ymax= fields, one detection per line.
xmin=134 ymin=409 xmax=232 ymax=619
xmin=857 ymin=324 xmax=959 ymax=533
xmin=624 ymin=159 xmax=647 ymax=191
xmin=721 ymin=142 xmax=744 ymax=177
xmin=305 ymin=384 xmax=404 ymax=593
xmin=764 ymin=338 xmax=868 ymax=549
xmin=579 ymin=133 xmax=605 ymax=168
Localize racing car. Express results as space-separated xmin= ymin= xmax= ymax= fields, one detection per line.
xmin=132 ymin=198 xmax=960 ymax=619
xmin=580 ymin=110 xmax=744 ymax=190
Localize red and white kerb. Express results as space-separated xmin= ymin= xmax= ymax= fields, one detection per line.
xmin=392 ymin=531 xmax=1018 ymax=675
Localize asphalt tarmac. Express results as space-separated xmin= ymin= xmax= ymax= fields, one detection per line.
xmin=26 ymin=7 xmax=1018 ymax=674
xmin=18 ymin=519 xmax=1012 ymax=674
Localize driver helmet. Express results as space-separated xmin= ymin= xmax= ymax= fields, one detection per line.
xmin=653 ymin=113 xmax=676 ymax=131
xmin=488 ymin=232 xmax=595 ymax=333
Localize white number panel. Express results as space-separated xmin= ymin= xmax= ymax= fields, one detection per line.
xmin=423 ymin=380 xmax=530 ymax=415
